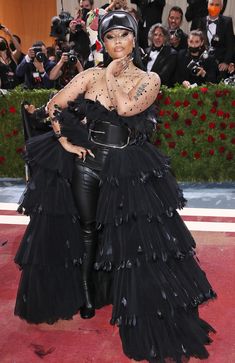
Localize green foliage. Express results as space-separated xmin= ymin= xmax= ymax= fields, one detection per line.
xmin=153 ymin=84 xmax=235 ymax=181
xmin=0 ymin=87 xmax=53 ymax=177
xmin=0 ymin=85 xmax=234 ymax=181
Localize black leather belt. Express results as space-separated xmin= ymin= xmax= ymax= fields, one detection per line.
xmin=88 ymin=121 xmax=130 ymax=149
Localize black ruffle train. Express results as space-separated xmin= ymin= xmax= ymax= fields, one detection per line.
xmin=15 ymin=97 xmax=216 ymax=362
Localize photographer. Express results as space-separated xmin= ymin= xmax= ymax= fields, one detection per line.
xmin=144 ymin=24 xmax=177 ymax=87
xmin=199 ymin=0 xmax=234 ymax=81
xmin=49 ymin=46 xmax=83 ymax=89
xmin=16 ymin=41 xmax=56 ymax=89
xmin=167 ymin=6 xmax=188 ymax=52
xmin=0 ymin=34 xmax=20 ymax=90
xmin=175 ymin=30 xmax=218 ymax=88
xmin=68 ymin=16 xmax=91 ymax=65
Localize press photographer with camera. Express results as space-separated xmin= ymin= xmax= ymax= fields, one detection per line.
xmin=167 ymin=7 xmax=188 ymax=52
xmin=49 ymin=45 xmax=83 ymax=89
xmin=175 ymin=30 xmax=218 ymax=88
xmin=0 ymin=24 xmax=21 ymax=89
xmin=16 ymin=41 xmax=56 ymax=89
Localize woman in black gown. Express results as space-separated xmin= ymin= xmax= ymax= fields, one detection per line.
xmin=15 ymin=11 xmax=216 ymax=363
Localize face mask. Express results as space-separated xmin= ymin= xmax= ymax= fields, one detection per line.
xmin=0 ymin=41 xmax=7 ymax=51
xmin=9 ymin=42 xmax=16 ymax=51
xmin=189 ymin=46 xmax=201 ymax=53
xmin=208 ymin=5 xmax=221 ymax=17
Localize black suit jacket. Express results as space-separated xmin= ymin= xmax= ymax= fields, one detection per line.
xmin=175 ymin=49 xmax=219 ymax=85
xmin=199 ymin=15 xmax=235 ymax=64
xmin=145 ymin=45 xmax=177 ymax=87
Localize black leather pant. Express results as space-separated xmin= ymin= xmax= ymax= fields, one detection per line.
xmin=71 ymin=147 xmax=109 ymax=309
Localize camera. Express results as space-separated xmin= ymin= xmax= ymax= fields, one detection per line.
xmin=169 ymin=28 xmax=183 ymax=39
xmin=187 ymin=50 xmax=211 ymax=76
xmin=31 ymin=47 xmax=46 ymax=62
xmin=0 ymin=24 xmax=5 ymax=30
xmin=50 ymin=11 xmax=74 ymax=40
xmin=56 ymin=49 xmax=78 ymax=65
xmin=224 ymin=75 xmax=235 ymax=86
xmin=211 ymin=35 xmax=220 ymax=48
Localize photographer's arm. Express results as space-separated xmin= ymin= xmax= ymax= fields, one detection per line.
xmin=49 ymin=54 xmax=68 ymax=80
xmin=1 ymin=26 xmax=21 ymax=62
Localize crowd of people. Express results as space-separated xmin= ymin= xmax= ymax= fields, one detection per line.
xmin=0 ymin=0 xmax=234 ymax=91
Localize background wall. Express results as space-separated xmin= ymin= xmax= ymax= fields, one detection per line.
xmin=0 ymin=0 xmax=57 ymax=52
xmin=0 ymin=0 xmax=234 ymax=52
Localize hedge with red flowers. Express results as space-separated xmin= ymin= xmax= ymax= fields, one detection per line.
xmin=0 ymin=85 xmax=234 ymax=180
xmin=0 ymin=88 xmax=53 ymax=178
xmin=153 ymin=84 xmax=235 ymax=181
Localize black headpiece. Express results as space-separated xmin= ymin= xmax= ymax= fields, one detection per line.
xmin=98 ymin=11 xmax=138 ymax=42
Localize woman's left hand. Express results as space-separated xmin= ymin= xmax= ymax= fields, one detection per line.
xmin=106 ymin=55 xmax=132 ymax=77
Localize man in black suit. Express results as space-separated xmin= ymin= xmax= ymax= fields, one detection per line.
xmin=167 ymin=6 xmax=188 ymax=52
xmin=199 ymin=0 xmax=234 ymax=80
xmin=144 ymin=24 xmax=177 ymax=87
xmin=185 ymin=0 xmax=227 ymax=30
xmin=130 ymin=0 xmax=166 ymax=49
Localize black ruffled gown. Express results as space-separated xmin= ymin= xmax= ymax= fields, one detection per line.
xmin=15 ymin=97 xmax=216 ymax=363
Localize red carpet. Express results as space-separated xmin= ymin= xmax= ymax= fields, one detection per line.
xmin=0 ymin=223 xmax=235 ymax=362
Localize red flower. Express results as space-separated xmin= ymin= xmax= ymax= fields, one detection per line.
xmin=5 ymin=133 xmax=12 ymax=138
xmin=164 ymin=122 xmax=170 ymax=129
xmin=215 ymin=90 xmax=223 ymax=97
xmin=208 ymin=135 xmax=215 ymax=143
xmin=231 ymin=138 xmax=235 ymax=145
xmin=223 ymin=112 xmax=230 ymax=119
xmin=218 ymin=146 xmax=225 ymax=154
xmin=9 ymin=106 xmax=16 ymax=113
xmin=192 ymin=137 xmax=197 ymax=143
xmin=174 ymin=100 xmax=181 ymax=107
xmin=213 ymin=100 xmax=218 ymax=107
xmin=168 ymin=141 xmax=176 ymax=148
xmin=197 ymin=100 xmax=203 ymax=106
xmin=220 ymin=133 xmax=227 ymax=140
xmin=183 ymin=100 xmax=190 ymax=107
xmin=166 ymin=110 xmax=171 ymax=115
xmin=164 ymin=96 xmax=171 ymax=105
xmin=185 ymin=118 xmax=192 ymax=126
xmin=159 ymin=109 xmax=165 ymax=116
xmin=12 ymin=129 xmax=19 ymax=136
xmin=200 ymin=113 xmax=206 ymax=121
xmin=0 ymin=108 xmax=6 ymax=116
xmin=229 ymin=122 xmax=235 ymax=128
xmin=191 ymin=109 xmax=198 ymax=116
xmin=164 ymin=133 xmax=172 ymax=139
xmin=16 ymin=147 xmax=24 ymax=154
xmin=172 ymin=112 xmax=179 ymax=120
xmin=200 ymin=87 xmax=208 ymax=93
xmin=180 ymin=150 xmax=188 ymax=157
xmin=197 ymin=128 xmax=205 ymax=134
xmin=209 ymin=149 xmax=215 ymax=156
xmin=217 ymin=109 xmax=224 ymax=117
xmin=209 ymin=122 xmax=216 ymax=129
xmin=176 ymin=129 xmax=184 ymax=136
xmin=223 ymin=89 xmax=230 ymax=96
xmin=194 ymin=152 xmax=201 ymax=159
xmin=220 ymin=122 xmax=227 ymax=129
xmin=154 ymin=139 xmax=161 ymax=146
xmin=0 ymin=156 xmax=6 ymax=164
xmin=210 ymin=107 xmax=217 ymax=114
xmin=226 ymin=152 xmax=233 ymax=160
xmin=157 ymin=92 xmax=163 ymax=100
xmin=192 ymin=92 xmax=199 ymax=99
xmin=231 ymin=100 xmax=235 ymax=107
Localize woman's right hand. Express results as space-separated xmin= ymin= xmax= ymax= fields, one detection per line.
xmin=59 ymin=137 xmax=94 ymax=160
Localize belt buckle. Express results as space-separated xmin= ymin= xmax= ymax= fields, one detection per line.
xmin=88 ymin=128 xmax=130 ymax=149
